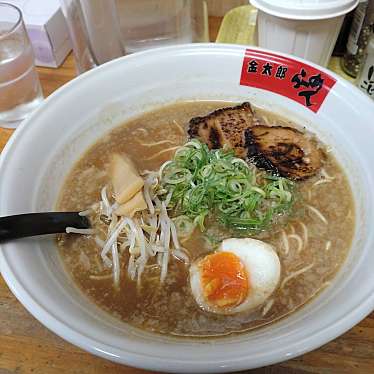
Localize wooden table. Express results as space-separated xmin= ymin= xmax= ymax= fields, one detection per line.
xmin=1 ymin=16 xmax=373 ymax=374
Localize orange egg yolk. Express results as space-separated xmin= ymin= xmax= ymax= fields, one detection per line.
xmin=199 ymin=251 xmax=249 ymax=308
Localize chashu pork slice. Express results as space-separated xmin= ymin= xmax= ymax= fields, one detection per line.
xmin=245 ymin=125 xmax=322 ymax=180
xmin=188 ymin=102 xmax=254 ymax=158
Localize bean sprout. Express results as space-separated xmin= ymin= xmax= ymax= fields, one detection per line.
xmin=307 ymin=205 xmax=328 ymax=225
xmin=288 ymin=234 xmax=303 ymax=253
xmin=281 ymin=230 xmax=289 ymax=255
xmin=281 ymin=263 xmax=314 ymax=289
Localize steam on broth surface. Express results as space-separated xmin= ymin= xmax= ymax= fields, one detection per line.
xmin=57 ymin=101 xmax=354 ymax=337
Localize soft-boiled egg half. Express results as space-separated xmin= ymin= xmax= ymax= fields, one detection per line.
xmin=189 ymin=238 xmax=281 ymax=315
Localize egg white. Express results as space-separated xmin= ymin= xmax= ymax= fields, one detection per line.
xmin=190 ymin=238 xmax=281 ymax=315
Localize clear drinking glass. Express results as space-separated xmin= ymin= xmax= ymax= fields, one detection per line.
xmin=0 ymin=2 xmax=43 ymax=128
xmin=60 ymin=0 xmax=209 ymax=74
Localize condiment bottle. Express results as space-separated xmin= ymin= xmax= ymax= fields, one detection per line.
xmin=341 ymin=0 xmax=374 ymax=77
xmin=356 ymin=34 xmax=374 ymax=99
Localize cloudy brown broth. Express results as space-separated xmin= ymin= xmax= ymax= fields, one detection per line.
xmin=56 ymin=101 xmax=354 ymax=337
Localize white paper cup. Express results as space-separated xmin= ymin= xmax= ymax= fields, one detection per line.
xmin=251 ymin=0 xmax=359 ymax=66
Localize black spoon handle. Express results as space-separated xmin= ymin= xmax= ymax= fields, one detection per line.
xmin=0 ymin=212 xmax=91 ymax=243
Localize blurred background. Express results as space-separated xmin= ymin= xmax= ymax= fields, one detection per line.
xmin=1 ymin=0 xmax=373 ymax=126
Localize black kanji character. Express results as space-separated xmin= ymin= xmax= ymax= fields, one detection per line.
xmin=247 ymin=60 xmax=258 ymax=73
xmin=291 ymin=69 xmax=324 ymax=107
xmin=291 ymin=68 xmax=309 ymax=88
xmin=275 ymin=66 xmax=288 ymax=79
xmin=360 ymin=65 xmax=374 ymax=96
xmin=262 ymin=62 xmax=273 ymax=76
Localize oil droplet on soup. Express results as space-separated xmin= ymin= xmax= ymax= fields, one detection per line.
xmin=56 ymin=101 xmax=354 ymax=337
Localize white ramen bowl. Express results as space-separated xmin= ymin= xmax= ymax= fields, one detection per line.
xmin=1 ymin=44 xmax=374 ymax=373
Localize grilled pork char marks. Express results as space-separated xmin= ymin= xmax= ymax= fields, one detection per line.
xmin=188 ymin=102 xmax=254 ymax=158
xmin=188 ymin=102 xmax=322 ymax=179
xmin=246 ymin=125 xmax=322 ymax=180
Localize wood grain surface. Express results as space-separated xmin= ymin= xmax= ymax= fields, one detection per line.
xmin=1 ymin=16 xmax=373 ymax=374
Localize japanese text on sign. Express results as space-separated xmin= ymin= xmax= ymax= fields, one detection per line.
xmin=360 ymin=65 xmax=374 ymax=97
xmin=240 ymin=49 xmax=336 ymax=113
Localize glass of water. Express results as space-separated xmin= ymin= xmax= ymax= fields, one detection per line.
xmin=0 ymin=2 xmax=43 ymax=128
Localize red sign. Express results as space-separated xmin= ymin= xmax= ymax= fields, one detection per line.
xmin=240 ymin=49 xmax=337 ymax=113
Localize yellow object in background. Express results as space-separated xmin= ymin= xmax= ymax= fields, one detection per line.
xmin=215 ymin=5 xmax=353 ymax=82
xmin=216 ymin=5 xmax=257 ymax=45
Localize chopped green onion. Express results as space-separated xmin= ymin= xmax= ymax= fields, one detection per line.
xmin=156 ymin=140 xmax=295 ymax=233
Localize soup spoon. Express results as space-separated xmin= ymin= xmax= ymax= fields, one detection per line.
xmin=0 ymin=212 xmax=90 ymax=243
